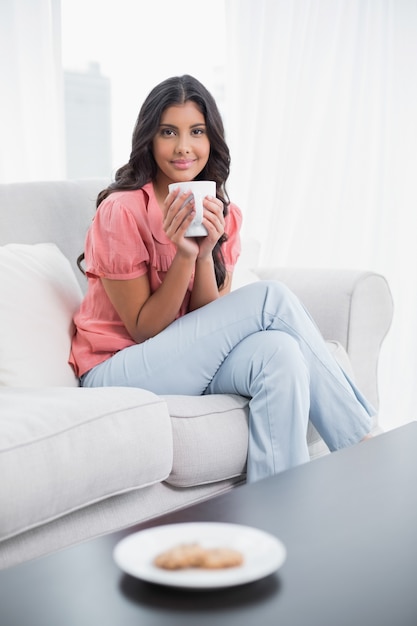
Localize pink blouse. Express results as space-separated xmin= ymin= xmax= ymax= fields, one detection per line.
xmin=69 ymin=182 xmax=242 ymax=377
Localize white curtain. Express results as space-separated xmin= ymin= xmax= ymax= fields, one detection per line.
xmin=225 ymin=0 xmax=417 ymax=430
xmin=0 ymin=0 xmax=65 ymax=182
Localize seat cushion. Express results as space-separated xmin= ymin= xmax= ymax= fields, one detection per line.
xmin=0 ymin=387 xmax=172 ymax=541
xmin=163 ymin=394 xmax=249 ymax=487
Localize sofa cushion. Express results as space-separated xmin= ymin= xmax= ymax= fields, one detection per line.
xmin=163 ymin=394 xmax=249 ymax=487
xmin=0 ymin=243 xmax=82 ymax=387
xmin=0 ymin=387 xmax=172 ymax=541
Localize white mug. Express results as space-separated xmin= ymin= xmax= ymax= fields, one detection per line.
xmin=168 ymin=180 xmax=215 ymax=237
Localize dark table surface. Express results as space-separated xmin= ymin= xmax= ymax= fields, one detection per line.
xmin=1 ymin=422 xmax=417 ymax=626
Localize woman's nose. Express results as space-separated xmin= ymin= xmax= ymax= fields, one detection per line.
xmin=175 ymin=135 xmax=190 ymax=154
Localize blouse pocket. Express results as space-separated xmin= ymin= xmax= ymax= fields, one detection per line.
xmin=150 ymin=239 xmax=176 ymax=284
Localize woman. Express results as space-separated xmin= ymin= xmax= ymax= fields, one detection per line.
xmin=70 ymin=75 xmax=374 ymax=482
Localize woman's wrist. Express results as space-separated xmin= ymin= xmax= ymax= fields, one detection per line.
xmin=175 ymin=247 xmax=199 ymax=263
xmin=196 ymin=253 xmax=214 ymax=265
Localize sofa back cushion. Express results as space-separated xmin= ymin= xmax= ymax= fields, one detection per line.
xmin=0 ymin=243 xmax=82 ymax=387
xmin=0 ymin=179 xmax=107 ymax=290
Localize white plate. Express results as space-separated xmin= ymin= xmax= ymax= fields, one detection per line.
xmin=113 ymin=522 xmax=286 ymax=589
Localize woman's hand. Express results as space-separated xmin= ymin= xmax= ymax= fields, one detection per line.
xmin=189 ymin=194 xmax=226 ymax=310
xmin=163 ymin=189 xmax=224 ymax=259
xmin=163 ymin=189 xmax=199 ymax=258
xmin=197 ymin=194 xmax=225 ymax=258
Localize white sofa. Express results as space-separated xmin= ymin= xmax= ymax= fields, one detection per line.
xmin=0 ymin=179 xmax=394 ymax=569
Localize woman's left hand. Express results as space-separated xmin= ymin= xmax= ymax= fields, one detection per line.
xmin=197 ymin=195 xmax=225 ymax=258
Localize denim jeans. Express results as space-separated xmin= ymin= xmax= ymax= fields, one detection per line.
xmin=81 ymin=281 xmax=374 ymax=482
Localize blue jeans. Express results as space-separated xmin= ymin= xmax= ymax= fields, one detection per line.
xmin=81 ymin=281 xmax=374 ymax=482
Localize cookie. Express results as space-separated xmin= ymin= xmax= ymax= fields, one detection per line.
xmin=153 ymin=543 xmax=206 ymax=570
xmin=200 ymin=547 xmax=244 ymax=569
xmin=153 ymin=543 xmax=244 ymax=570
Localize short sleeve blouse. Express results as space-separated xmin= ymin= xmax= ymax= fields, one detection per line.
xmin=69 ymin=182 xmax=242 ymax=377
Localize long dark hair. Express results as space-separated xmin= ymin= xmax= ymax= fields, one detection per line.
xmin=78 ymin=74 xmax=231 ymax=288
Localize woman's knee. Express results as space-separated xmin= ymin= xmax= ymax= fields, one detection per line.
xmin=237 ymin=332 xmax=309 ymax=401
xmin=260 ymin=330 xmax=306 ymax=369
xmin=238 ymin=330 xmax=306 ymax=378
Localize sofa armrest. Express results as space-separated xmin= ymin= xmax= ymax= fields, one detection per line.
xmin=253 ymin=267 xmax=394 ymax=410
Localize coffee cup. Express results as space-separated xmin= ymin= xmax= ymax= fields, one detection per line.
xmin=168 ymin=180 xmax=215 ymax=237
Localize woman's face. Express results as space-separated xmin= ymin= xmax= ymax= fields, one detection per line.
xmin=152 ymin=101 xmax=210 ymax=190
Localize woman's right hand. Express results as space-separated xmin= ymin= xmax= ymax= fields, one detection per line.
xmin=163 ymin=189 xmax=199 ymax=258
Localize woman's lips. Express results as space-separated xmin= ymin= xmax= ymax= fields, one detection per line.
xmin=172 ymin=159 xmax=195 ymax=170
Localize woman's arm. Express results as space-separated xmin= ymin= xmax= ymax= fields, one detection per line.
xmin=189 ymin=256 xmax=233 ymax=310
xmin=101 ymin=248 xmax=197 ymax=344
xmin=189 ymin=256 xmax=219 ymax=310
xmin=189 ymin=194 xmax=230 ymax=310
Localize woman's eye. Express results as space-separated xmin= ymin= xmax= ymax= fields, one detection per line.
xmin=161 ymin=128 xmax=175 ymax=137
xmin=192 ymin=128 xmax=205 ymax=136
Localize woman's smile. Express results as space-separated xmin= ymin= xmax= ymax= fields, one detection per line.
xmin=171 ymin=158 xmax=197 ymax=170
